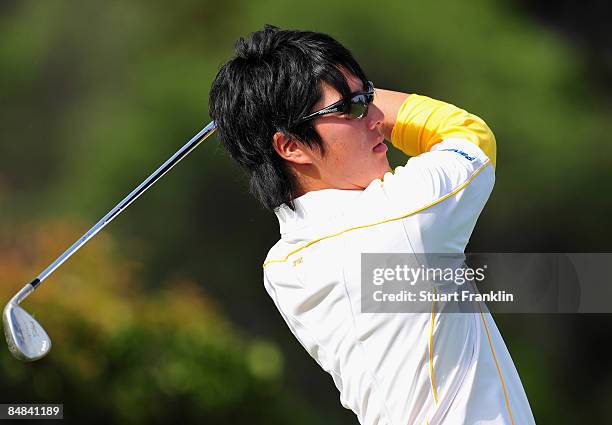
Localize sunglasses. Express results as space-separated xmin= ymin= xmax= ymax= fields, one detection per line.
xmin=292 ymin=80 xmax=375 ymax=127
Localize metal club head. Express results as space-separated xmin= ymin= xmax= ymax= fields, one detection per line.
xmin=3 ymin=284 xmax=51 ymax=361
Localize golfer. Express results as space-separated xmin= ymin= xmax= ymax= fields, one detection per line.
xmin=209 ymin=25 xmax=535 ymax=425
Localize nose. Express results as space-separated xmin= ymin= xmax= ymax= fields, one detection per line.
xmin=367 ymin=102 xmax=384 ymax=133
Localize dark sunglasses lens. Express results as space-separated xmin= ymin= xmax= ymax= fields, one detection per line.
xmin=348 ymin=102 xmax=367 ymax=119
xmin=347 ymin=94 xmax=372 ymax=119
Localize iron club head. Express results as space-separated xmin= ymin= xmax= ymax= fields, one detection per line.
xmin=3 ymin=301 xmax=51 ymax=361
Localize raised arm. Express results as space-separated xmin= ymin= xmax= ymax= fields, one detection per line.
xmin=374 ymin=89 xmax=496 ymax=169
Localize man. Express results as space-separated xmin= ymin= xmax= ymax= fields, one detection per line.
xmin=209 ymin=25 xmax=535 ymax=425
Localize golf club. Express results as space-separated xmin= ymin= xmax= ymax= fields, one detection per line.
xmin=3 ymin=120 xmax=217 ymax=361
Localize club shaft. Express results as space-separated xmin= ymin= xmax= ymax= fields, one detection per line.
xmin=24 ymin=121 xmax=217 ymax=297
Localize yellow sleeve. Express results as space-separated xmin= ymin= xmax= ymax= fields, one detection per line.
xmin=390 ymin=94 xmax=497 ymax=169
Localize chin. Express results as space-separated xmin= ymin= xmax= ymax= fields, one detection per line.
xmin=361 ymin=171 xmax=387 ymax=188
xmin=377 ymin=161 xmax=390 ymax=178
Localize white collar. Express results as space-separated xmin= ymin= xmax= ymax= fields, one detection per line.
xmin=274 ymin=189 xmax=363 ymax=235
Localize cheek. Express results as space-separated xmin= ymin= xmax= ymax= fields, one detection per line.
xmin=324 ymin=142 xmax=370 ymax=180
xmin=316 ymin=123 xmax=371 ymax=175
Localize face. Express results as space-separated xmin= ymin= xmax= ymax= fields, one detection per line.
xmin=306 ymin=72 xmax=389 ymax=190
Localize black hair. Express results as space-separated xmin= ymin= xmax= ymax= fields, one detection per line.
xmin=208 ymin=24 xmax=368 ymax=211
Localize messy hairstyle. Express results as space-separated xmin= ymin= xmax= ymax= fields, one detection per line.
xmin=208 ymin=24 xmax=368 ymax=210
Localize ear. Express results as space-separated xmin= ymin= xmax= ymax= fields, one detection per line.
xmin=272 ymin=131 xmax=316 ymax=165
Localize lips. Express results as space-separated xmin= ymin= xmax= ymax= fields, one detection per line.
xmin=373 ymin=142 xmax=388 ymax=153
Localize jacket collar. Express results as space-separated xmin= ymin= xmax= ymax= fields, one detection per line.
xmin=274 ymin=189 xmax=363 ymax=236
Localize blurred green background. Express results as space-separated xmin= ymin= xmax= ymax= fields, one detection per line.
xmin=1 ymin=0 xmax=611 ymax=423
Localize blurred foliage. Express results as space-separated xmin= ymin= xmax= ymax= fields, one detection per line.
xmin=0 ymin=219 xmax=326 ymax=424
xmin=1 ymin=0 xmax=611 ymax=424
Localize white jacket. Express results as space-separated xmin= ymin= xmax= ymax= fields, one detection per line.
xmin=263 ymin=94 xmax=535 ymax=425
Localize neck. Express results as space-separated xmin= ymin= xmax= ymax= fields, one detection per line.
xmin=291 ymin=166 xmax=363 ymax=198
